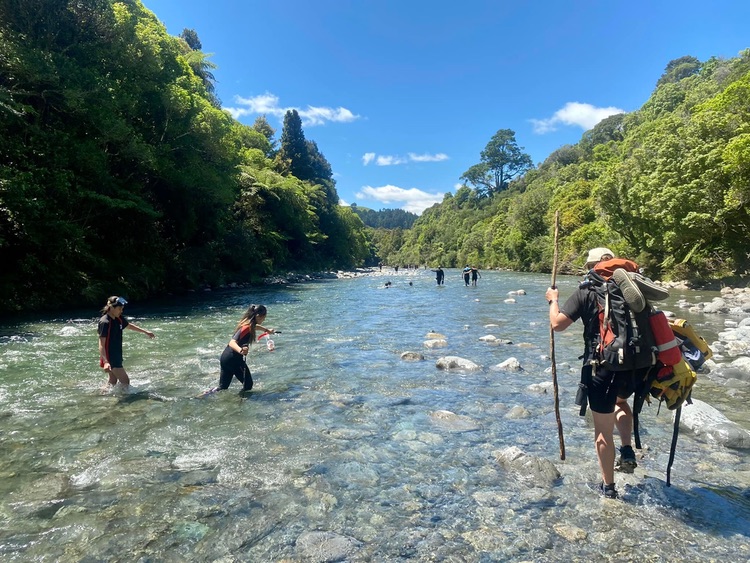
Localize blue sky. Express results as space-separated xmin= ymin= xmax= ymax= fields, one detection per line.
xmin=143 ymin=0 xmax=749 ymax=214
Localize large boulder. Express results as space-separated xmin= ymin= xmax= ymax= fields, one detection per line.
xmin=679 ymin=399 xmax=750 ymax=449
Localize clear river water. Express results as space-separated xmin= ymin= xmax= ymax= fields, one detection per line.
xmin=1 ymin=268 xmax=748 ymax=562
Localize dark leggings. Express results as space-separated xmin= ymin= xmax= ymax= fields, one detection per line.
xmin=219 ymin=347 xmax=253 ymax=391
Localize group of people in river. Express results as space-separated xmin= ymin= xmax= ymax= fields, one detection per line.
xmin=97 ymin=246 xmax=678 ymax=499
xmin=97 ymin=297 xmax=275 ymax=396
xmin=428 ymin=265 xmax=482 ymax=286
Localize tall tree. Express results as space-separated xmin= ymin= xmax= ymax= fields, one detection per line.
xmin=179 ymin=28 xmax=201 ymax=50
xmin=656 ymin=56 xmax=701 ymax=87
xmin=279 ymin=109 xmax=313 ymax=181
xmin=461 ymin=129 xmax=533 ymax=196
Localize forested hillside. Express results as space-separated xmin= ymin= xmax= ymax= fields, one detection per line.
xmin=393 ymin=53 xmax=750 ymax=282
xmin=350 ymin=205 xmax=417 ymax=229
xmin=0 ymin=0 xmax=370 ymax=313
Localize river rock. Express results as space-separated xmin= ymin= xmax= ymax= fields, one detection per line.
xmin=720 ymin=357 xmax=750 ymax=382
xmin=426 ymin=331 xmax=446 ymax=339
xmin=703 ymin=298 xmax=729 ymax=314
xmin=679 ymin=399 xmax=750 ymax=449
xmin=400 ymin=351 xmax=425 ymax=361
xmin=505 ymin=405 xmax=531 ymax=419
xmin=295 ymin=531 xmax=362 ymax=562
xmin=429 ymin=410 xmax=481 ymax=432
xmin=527 ymin=381 xmax=554 ymax=394
xmin=436 ymin=356 xmax=481 ymax=370
xmin=554 ymin=523 xmax=588 ymax=542
xmin=495 ymin=357 xmax=523 ymax=371
xmin=424 ymin=339 xmax=448 ymax=349
xmin=493 ymin=446 xmax=561 ymax=486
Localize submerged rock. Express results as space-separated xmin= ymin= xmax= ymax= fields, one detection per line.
xmin=295 ymin=530 xmax=362 ymax=562
xmin=494 ymin=446 xmax=561 ymax=486
xmin=400 ymin=351 xmax=425 ymax=361
xmin=429 ymin=410 xmax=481 ymax=432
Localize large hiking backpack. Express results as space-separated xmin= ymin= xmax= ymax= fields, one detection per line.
xmin=582 ymin=259 xmax=704 ymax=486
xmin=582 ymin=259 xmax=656 ymax=372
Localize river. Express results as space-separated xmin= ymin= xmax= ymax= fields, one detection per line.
xmin=1 ymin=268 xmax=748 ymax=561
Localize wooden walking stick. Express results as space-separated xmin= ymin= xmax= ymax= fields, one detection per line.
xmin=550 ymin=210 xmax=566 ymax=460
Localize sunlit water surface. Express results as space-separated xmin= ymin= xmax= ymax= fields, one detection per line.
xmin=1 ymin=269 xmax=748 ymax=562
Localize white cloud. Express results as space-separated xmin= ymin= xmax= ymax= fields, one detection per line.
xmin=355 ymin=184 xmax=444 ymax=215
xmin=361 ymin=152 xmax=450 ymax=166
xmin=530 ymin=102 xmax=625 ymax=134
xmin=376 ymin=155 xmax=408 ymax=166
xmin=408 ymin=152 xmax=449 ymax=162
xmin=225 ymin=92 xmax=360 ymax=126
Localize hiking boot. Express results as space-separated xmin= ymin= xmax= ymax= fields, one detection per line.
xmin=599 ymin=482 xmax=618 ymax=499
xmin=616 ymin=445 xmax=638 ymax=473
xmin=628 ymin=271 xmax=670 ymax=301
xmin=612 ymin=268 xmax=646 ymax=312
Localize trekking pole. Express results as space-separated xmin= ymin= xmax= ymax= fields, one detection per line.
xmin=550 ymin=210 xmax=566 ymax=460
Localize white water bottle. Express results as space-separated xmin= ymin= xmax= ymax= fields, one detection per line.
xmin=266 ymin=338 xmax=275 ymax=351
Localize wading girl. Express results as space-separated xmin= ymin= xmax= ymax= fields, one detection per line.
xmin=98 ymin=296 xmax=155 ymax=393
xmin=210 ymin=304 xmax=275 ymax=394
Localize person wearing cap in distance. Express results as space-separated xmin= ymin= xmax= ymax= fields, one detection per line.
xmin=98 ymin=296 xmax=155 ymax=393
xmin=545 ymin=247 xmax=639 ymax=500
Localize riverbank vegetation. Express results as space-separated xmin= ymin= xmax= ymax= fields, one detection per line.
xmin=385 ymin=52 xmax=750 ymax=283
xmin=0 ymin=0 xmax=370 ymax=313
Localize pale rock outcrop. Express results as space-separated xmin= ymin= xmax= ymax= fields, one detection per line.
xmin=679 ymin=399 xmax=750 ymax=449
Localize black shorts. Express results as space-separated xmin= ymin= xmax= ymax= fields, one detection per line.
xmin=587 ymin=368 xmax=634 ymax=414
xmin=109 ymin=353 xmax=124 ymax=369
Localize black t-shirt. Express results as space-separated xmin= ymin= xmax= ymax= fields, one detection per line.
xmin=560 ymin=286 xmax=599 ymax=362
xmin=98 ymin=314 xmax=129 ymax=360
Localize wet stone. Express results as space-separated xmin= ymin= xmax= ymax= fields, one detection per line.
xmin=295 ymin=530 xmax=363 ymax=562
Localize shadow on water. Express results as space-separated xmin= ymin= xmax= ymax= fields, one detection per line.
xmin=625 ymin=476 xmax=750 ymax=538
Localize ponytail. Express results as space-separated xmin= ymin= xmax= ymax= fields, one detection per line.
xmin=235 ymin=304 xmax=268 ymax=343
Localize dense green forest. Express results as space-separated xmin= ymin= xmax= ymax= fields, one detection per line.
xmin=385 ymin=53 xmax=750 ymax=282
xmin=0 ymin=0 xmax=370 ymax=313
xmin=2 ymin=1 xmax=749 ymax=314
xmin=350 ymin=205 xmax=417 ymax=230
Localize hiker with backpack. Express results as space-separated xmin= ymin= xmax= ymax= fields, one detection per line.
xmin=545 ymin=247 xmax=643 ymax=499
